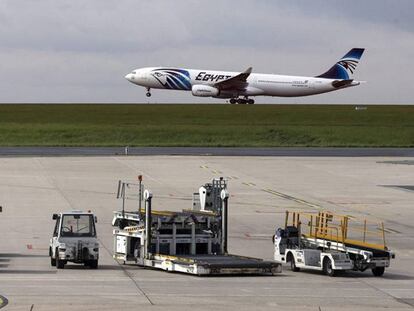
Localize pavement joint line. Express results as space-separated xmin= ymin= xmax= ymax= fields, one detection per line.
xmin=99 ymin=240 xmax=155 ymax=305
xmin=357 ymin=277 xmax=410 ymax=309
xmin=34 ymin=158 xmax=75 ymax=209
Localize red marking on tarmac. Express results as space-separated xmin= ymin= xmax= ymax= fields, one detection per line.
xmin=26 ymin=244 xmax=33 ymax=250
xmin=244 ymin=233 xmax=251 ymax=238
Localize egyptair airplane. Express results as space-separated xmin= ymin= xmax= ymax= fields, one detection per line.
xmin=125 ymin=48 xmax=365 ymax=104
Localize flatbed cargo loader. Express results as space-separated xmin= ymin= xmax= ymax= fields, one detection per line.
xmin=113 ymin=178 xmax=281 ymax=276
xmin=274 ymin=211 xmax=394 ymax=276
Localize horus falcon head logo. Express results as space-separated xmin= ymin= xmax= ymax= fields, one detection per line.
xmin=151 ymin=71 xmax=169 ymax=87
xmin=338 ymin=59 xmax=358 ymax=74
xmin=151 ymin=68 xmax=192 ymax=90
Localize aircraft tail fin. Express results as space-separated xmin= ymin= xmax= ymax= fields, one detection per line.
xmin=317 ymin=48 xmax=365 ymax=80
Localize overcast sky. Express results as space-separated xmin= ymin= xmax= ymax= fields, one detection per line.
xmin=0 ymin=0 xmax=413 ymax=104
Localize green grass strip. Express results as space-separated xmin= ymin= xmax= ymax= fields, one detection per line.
xmin=0 ymin=104 xmax=413 ymax=147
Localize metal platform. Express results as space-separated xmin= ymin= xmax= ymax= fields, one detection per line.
xmin=113 ymin=178 xmax=282 ymax=276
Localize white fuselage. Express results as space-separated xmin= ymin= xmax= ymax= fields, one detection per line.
xmin=125 ymin=67 xmax=359 ymax=99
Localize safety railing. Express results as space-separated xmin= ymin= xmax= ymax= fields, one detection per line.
xmin=285 ymin=211 xmax=387 ymax=250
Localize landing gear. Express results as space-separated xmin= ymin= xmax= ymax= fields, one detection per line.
xmin=229 ymin=97 xmax=255 ymax=104
xmin=146 ymin=88 xmax=151 ymax=97
xmin=237 ymin=98 xmax=247 ymax=104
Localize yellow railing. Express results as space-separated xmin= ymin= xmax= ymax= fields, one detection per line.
xmin=285 ymin=210 xmax=387 ymax=251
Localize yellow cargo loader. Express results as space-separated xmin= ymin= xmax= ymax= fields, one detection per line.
xmin=274 ymin=211 xmax=395 ymax=276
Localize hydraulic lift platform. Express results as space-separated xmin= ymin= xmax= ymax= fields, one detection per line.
xmin=113 ymin=178 xmax=281 ymax=276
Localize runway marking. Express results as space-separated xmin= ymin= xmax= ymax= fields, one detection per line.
xmin=226 ymin=176 xmax=239 ymax=180
xmin=262 ymin=188 xmax=321 ymax=209
xmin=210 ymin=170 xmax=223 ymax=174
xmin=386 ymin=228 xmax=401 ymax=234
xmin=377 ymin=227 xmax=400 ymax=234
xmin=0 ymin=295 xmax=8 ymax=309
xmin=200 ymin=165 xmax=225 ymax=175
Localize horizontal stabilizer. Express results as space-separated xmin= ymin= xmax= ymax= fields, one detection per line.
xmin=332 ymin=79 xmax=354 ymax=88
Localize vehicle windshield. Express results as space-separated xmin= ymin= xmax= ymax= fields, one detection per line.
xmin=60 ymin=214 xmax=96 ymax=237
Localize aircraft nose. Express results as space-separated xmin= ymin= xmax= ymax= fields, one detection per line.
xmin=125 ymin=73 xmax=132 ymax=81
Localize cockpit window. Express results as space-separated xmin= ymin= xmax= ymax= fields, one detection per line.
xmin=132 ymin=71 xmax=136 ymax=74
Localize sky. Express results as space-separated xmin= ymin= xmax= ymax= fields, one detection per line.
xmin=0 ymin=0 xmax=413 ymax=104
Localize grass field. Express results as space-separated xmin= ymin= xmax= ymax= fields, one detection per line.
xmin=0 ymin=104 xmax=413 ymax=147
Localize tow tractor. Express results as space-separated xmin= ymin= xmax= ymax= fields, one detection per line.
xmin=274 ymin=211 xmax=395 ymax=276
xmin=49 ymin=211 xmax=99 ymax=269
xmin=112 ymin=177 xmax=281 ymax=276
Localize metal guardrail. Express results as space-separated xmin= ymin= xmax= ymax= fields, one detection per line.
xmin=286 ymin=210 xmax=387 ymax=250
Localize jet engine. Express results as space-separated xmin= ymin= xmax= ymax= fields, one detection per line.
xmin=191 ymin=85 xmax=220 ymax=97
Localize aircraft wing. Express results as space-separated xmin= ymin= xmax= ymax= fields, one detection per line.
xmin=214 ymin=67 xmax=252 ymax=90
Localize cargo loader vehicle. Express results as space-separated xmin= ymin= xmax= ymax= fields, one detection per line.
xmin=113 ymin=178 xmax=281 ymax=276
xmin=274 ymin=211 xmax=394 ymax=276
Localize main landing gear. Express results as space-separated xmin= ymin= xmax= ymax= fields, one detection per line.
xmin=229 ymin=97 xmax=254 ymax=105
xmin=146 ymin=88 xmax=151 ymax=97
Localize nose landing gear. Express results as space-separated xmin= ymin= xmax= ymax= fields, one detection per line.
xmin=229 ymin=97 xmax=255 ymax=105
xmin=146 ymin=88 xmax=151 ymax=97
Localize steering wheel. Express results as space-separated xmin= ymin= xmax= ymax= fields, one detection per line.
xmin=62 ymin=226 xmax=72 ymax=233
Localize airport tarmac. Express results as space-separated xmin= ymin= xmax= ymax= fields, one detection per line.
xmin=0 ymin=155 xmax=414 ymax=310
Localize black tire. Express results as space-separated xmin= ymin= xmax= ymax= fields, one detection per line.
xmin=89 ymin=260 xmax=98 ymax=269
xmin=323 ymin=257 xmax=336 ymax=277
xmin=146 ymin=92 xmax=151 ymax=97
xmin=229 ymin=98 xmax=236 ymax=104
xmin=287 ymin=253 xmax=300 ymax=272
xmin=50 ymin=248 xmax=56 ymax=266
xmin=247 ymin=99 xmax=254 ymax=104
xmin=56 ymin=249 xmax=65 ymax=269
xmin=372 ymin=267 xmax=385 ymax=277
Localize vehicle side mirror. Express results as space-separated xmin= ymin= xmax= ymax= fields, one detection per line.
xmin=53 ymin=214 xmax=58 ymax=220
xmin=95 ymin=216 xmax=98 ymax=223
xmin=0 ymin=206 xmax=2 ymax=213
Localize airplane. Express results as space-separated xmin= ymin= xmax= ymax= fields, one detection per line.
xmin=125 ymin=48 xmax=365 ymax=104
